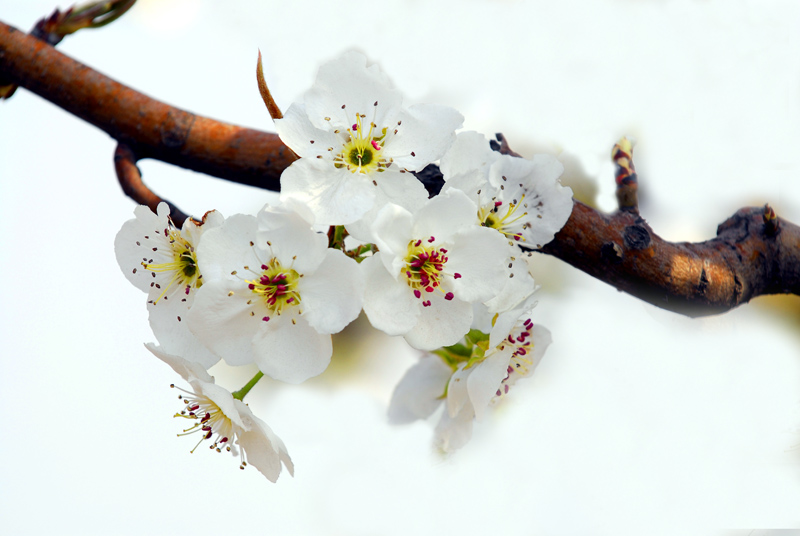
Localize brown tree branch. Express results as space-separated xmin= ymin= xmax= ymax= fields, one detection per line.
xmin=114 ymin=143 xmax=190 ymax=227
xmin=2 ymin=19 xmax=798 ymax=317
xmin=0 ymin=20 xmax=295 ymax=188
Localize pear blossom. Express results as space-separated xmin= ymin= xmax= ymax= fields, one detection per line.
xmin=115 ymin=203 xmax=223 ymax=368
xmin=388 ymin=303 xmax=551 ymax=452
xmin=187 ymin=205 xmax=362 ymax=384
xmin=442 ymin=131 xmax=574 ymax=250
xmin=274 ymin=51 xmax=463 ymax=228
xmin=362 ymin=189 xmax=509 ymax=350
xmin=145 ymin=343 xmax=293 ymax=482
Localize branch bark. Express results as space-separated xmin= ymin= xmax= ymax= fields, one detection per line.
xmin=2 ymin=19 xmax=798 ymax=317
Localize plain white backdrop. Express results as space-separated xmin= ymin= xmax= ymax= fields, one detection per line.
xmin=2 ymin=0 xmax=800 ymax=534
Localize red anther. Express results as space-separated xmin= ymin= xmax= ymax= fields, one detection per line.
xmin=201 ymin=413 xmax=211 ymax=423
xmin=504 ymin=385 xmax=509 ymax=394
xmin=514 ymin=235 xmax=521 ymax=241
xmin=425 ymin=286 xmax=434 ymax=293
xmin=494 ymin=201 xmax=503 ymax=207
xmin=352 ymin=123 xmax=358 ymax=131
xmin=371 ymin=140 xmax=381 ymax=151
xmin=261 ymin=264 xmax=268 ymax=270
xmin=517 ymin=348 xmax=527 ymax=355
xmin=445 ymin=292 xmax=454 ymax=301
xmin=202 ymin=425 xmax=211 ymax=432
xmin=406 ymin=270 xmax=412 ymax=278
xmin=427 ymin=236 xmax=435 ymax=243
xmin=507 ymin=366 xmax=514 ymax=374
xmin=454 ymin=273 xmax=462 ymax=279
xmin=415 ymin=240 xmax=422 ymax=247
xmin=496 ymin=389 xmax=502 ymax=397
xmin=204 ymin=431 xmax=213 ymax=439
xmin=413 ymin=289 xmax=421 ymax=299
xmin=422 ymin=300 xmax=431 ymax=307
xmin=248 ymin=283 xmax=256 ymax=290
xmin=219 ymin=437 xmax=228 ymax=443
xmin=286 ymin=297 xmax=294 ymax=303
xmin=441 ymin=248 xmax=448 ymax=253
xmin=262 ymin=316 xmax=270 ymax=322
xmin=189 ymin=404 xmax=200 ymax=411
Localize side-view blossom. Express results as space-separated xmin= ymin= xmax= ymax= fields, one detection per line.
xmin=187 ymin=204 xmax=363 ymax=384
xmin=145 ymin=343 xmax=293 ymax=482
xmin=388 ymin=303 xmax=552 ymax=453
xmin=442 ymin=131 xmax=574 ymax=250
xmin=362 ymin=189 xmax=510 ymax=350
xmin=115 ymin=202 xmax=223 ymax=368
xmin=274 ymin=51 xmax=463 ymax=229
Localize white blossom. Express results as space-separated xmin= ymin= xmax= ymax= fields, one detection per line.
xmin=187 ymin=205 xmax=362 ymax=384
xmin=114 ymin=202 xmax=223 ymax=368
xmin=442 ymin=131 xmax=574 ymax=250
xmin=388 ymin=304 xmax=552 ymax=453
xmin=145 ymin=343 xmax=293 ymax=482
xmin=362 ymin=189 xmax=510 ymax=350
xmin=275 ymin=51 xmax=463 ymax=229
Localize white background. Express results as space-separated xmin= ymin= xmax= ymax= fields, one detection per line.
xmin=2 ymin=0 xmax=800 ymax=534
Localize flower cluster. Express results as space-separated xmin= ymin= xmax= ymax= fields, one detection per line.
xmin=115 ymin=51 xmax=574 ymax=478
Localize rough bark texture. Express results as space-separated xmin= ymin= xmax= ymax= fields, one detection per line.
xmin=2 ymin=19 xmax=798 ymax=317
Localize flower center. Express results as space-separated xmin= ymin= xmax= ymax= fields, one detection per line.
xmin=402 ymin=237 xmax=461 ymax=307
xmin=333 ymin=108 xmax=390 ymax=174
xmin=478 ymin=197 xmax=528 ymax=242
xmin=142 ymin=227 xmax=201 ymax=302
xmin=173 ymin=386 xmax=235 ymax=455
xmin=245 ymin=258 xmax=301 ymax=320
xmin=495 ymin=316 xmax=535 ymax=398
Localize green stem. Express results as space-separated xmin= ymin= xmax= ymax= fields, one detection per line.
xmin=232 ymin=371 xmax=264 ymax=401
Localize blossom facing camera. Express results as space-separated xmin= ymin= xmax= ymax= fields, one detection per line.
xmin=187 ymin=205 xmax=363 ymax=384
xmin=442 ymin=131 xmax=574 ymax=250
xmin=362 ymin=189 xmax=510 ymax=350
xmin=115 ymin=202 xmax=223 ymax=368
xmin=145 ymin=343 xmax=293 ymax=482
xmin=275 ymin=51 xmax=463 ymax=228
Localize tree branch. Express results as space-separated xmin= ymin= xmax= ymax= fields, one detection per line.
xmin=0 ymin=20 xmax=295 ymax=188
xmin=2 ymin=18 xmax=798 ymax=317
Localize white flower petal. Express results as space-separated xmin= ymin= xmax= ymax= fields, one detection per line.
xmin=274 ymin=102 xmax=342 ymax=159
xmin=345 ymin=171 xmax=428 ymax=243
xmin=388 ymin=354 xmax=452 ymax=424
xmin=371 ymin=202 xmax=414 ymax=260
xmin=412 ymin=189 xmax=477 ymax=242
xmin=144 ymin=342 xmax=214 ymax=384
xmin=195 ymin=213 xmax=259 ymax=282
xmin=298 ymin=249 xmax=363 ymax=334
xmin=440 ymin=131 xmax=497 ymax=179
xmin=382 ymin=104 xmax=463 ymax=171
xmin=304 ymin=51 xmax=403 ymax=132
xmin=467 ymin=348 xmax=514 ymax=421
xmin=434 ymin=403 xmax=475 ymax=453
xmin=147 ymin=299 xmax=220 ymax=369
xmin=446 ymin=363 xmax=471 ymax=418
xmin=361 ymin=254 xmax=420 ymax=336
xmin=235 ymin=399 xmax=294 ymax=482
xmin=446 ymin=226 xmax=510 ymax=303
xmin=257 ymin=204 xmax=328 ymax=274
xmin=403 ymin=294 xmax=473 ymax=350
xmin=187 ymin=280 xmax=261 ymax=366
xmin=251 ymin=315 xmax=332 ymax=384
xmin=279 ymin=158 xmax=376 ymax=226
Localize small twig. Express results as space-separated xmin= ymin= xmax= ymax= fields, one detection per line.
xmin=256 ymin=49 xmax=284 ymax=121
xmin=114 ymin=143 xmax=190 ymax=227
xmin=612 ymin=137 xmax=639 ymax=213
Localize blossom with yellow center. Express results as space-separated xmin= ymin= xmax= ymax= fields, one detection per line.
xmin=145 ymin=343 xmax=294 ymax=482
xmin=115 ymin=202 xmax=223 ymax=368
xmin=274 ymin=51 xmax=463 ymax=227
xmin=187 ymin=205 xmax=363 ymax=384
